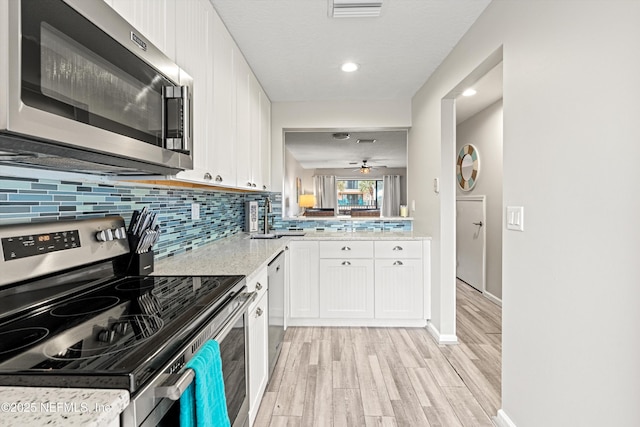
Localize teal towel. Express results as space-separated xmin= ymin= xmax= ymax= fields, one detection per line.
xmin=180 ymin=340 xmax=231 ymax=427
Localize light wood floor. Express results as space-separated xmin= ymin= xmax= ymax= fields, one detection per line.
xmin=254 ymin=280 xmax=502 ymax=427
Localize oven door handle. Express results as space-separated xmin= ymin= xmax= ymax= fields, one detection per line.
xmin=155 ymin=291 xmax=257 ymax=401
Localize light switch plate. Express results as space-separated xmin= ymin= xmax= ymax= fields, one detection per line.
xmin=506 ymin=206 xmax=524 ymax=231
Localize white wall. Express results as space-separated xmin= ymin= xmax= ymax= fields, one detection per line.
xmin=410 ymin=1 xmax=640 ymax=426
xmin=271 ymin=100 xmax=412 ymax=190
xmin=283 ymin=148 xmax=306 ymax=217
xmin=457 ymin=100 xmax=503 ymax=299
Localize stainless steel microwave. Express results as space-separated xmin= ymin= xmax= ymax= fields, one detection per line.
xmin=0 ymin=0 xmax=193 ymax=175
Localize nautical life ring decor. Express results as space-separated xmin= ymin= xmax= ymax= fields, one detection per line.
xmin=456 ymin=144 xmax=480 ymax=191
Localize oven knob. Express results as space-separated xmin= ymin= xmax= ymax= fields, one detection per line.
xmin=97 ymin=328 xmax=115 ymax=343
xmin=113 ymin=227 xmax=127 ymax=240
xmin=96 ymin=229 xmax=114 ymax=242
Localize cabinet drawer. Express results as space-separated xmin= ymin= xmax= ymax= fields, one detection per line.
xmin=319 ymin=241 xmax=373 ymax=259
xmin=375 ymin=241 xmax=422 ymax=259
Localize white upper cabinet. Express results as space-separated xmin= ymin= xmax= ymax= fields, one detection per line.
xmin=259 ymin=87 xmax=271 ymax=191
xmin=107 ymin=0 xmax=272 ymax=191
xmin=105 ymin=0 xmax=176 ymax=60
xmin=173 ymin=0 xmax=212 ymax=183
xmin=210 ymin=11 xmax=237 ymax=187
xmin=235 ymin=54 xmax=252 ymax=189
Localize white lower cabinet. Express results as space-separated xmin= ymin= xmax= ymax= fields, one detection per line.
xmin=247 ymin=269 xmax=268 ymax=426
xmin=319 ymin=259 xmax=374 ymax=318
xmin=289 ymin=241 xmax=319 ymax=318
xmin=374 ymin=259 xmax=423 ymax=319
xmin=288 ymin=239 xmax=429 ymax=326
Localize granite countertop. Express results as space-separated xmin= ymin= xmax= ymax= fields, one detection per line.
xmin=0 ymin=387 xmax=128 ymax=427
xmin=154 ymin=231 xmax=431 ymax=277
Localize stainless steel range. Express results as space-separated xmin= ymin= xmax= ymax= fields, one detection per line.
xmin=0 ymin=217 xmax=254 ymax=427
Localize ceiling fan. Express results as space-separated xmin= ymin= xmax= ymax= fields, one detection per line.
xmin=349 ymin=160 xmax=385 ymax=174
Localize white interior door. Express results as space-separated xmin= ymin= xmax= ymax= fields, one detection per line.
xmin=456 ymin=196 xmax=485 ymax=291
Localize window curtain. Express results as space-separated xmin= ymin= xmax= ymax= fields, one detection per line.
xmin=382 ymin=175 xmax=401 ymax=217
xmin=313 ymin=175 xmax=337 ymax=213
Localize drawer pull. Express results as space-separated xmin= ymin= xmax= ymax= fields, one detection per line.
xmin=255 ymin=282 xmax=263 ymax=291
xmin=256 ymin=307 xmax=263 ymax=317
xmin=392 ymin=246 xmax=404 ymax=251
xmin=393 ymin=260 xmax=404 ymax=266
xmin=342 ymin=261 xmax=351 ymax=266
xmin=341 ymin=246 xmax=351 ymax=251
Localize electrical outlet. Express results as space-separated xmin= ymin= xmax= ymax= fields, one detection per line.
xmin=191 ymin=203 xmax=200 ymax=220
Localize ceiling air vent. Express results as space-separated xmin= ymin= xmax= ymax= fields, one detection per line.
xmin=330 ymin=0 xmax=383 ymax=18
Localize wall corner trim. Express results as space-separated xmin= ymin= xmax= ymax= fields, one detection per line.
xmin=494 ymin=409 xmax=517 ymax=427
xmin=426 ymin=321 xmax=458 ymax=345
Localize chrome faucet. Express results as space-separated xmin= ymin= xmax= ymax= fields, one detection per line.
xmin=264 ymin=196 xmax=272 ymax=234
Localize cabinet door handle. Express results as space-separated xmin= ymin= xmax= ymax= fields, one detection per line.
xmin=393 ymin=260 xmax=404 ymax=266
xmin=392 ymin=246 xmax=403 ymax=251
xmin=255 ymin=282 xmax=263 ymax=291
xmin=342 ymin=261 xmax=351 ymax=266
xmin=256 ymin=307 xmax=263 ymax=317
xmin=341 ymin=246 xmax=351 ymax=251
xmin=215 ymin=175 xmax=223 ymax=182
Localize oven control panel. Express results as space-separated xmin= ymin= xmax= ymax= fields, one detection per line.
xmin=2 ymin=230 xmax=81 ymax=261
xmin=2 ymin=230 xmax=80 ymax=261
xmin=0 ymin=216 xmax=129 ymax=287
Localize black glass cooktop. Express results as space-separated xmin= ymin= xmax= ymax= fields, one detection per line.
xmin=0 ymin=274 xmax=245 ymax=391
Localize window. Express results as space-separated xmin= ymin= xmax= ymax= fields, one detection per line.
xmin=336 ymin=179 xmax=383 ymax=215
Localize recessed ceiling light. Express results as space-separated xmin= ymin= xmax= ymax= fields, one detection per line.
xmin=341 ymin=62 xmax=359 ymax=72
xmin=462 ymin=88 xmax=477 ymax=97
xmin=332 ymin=132 xmax=350 ymax=140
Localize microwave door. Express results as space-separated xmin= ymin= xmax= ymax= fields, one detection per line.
xmin=0 ymin=0 xmax=193 ymax=175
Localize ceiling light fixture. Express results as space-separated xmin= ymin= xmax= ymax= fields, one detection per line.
xmin=332 ymin=132 xmax=351 ymax=140
xmin=360 ymin=160 xmax=371 ymax=174
xmin=331 ymin=0 xmax=383 ymax=18
xmin=462 ymin=88 xmax=477 ymax=97
xmin=341 ymin=62 xmax=359 ymax=72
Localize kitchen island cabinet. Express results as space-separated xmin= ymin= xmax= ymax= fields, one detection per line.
xmin=287 ymin=236 xmax=431 ymax=327
xmin=288 ymin=240 xmax=320 ymax=319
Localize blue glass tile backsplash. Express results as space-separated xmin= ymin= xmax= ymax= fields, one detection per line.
xmin=0 ymin=176 xmax=412 ymax=260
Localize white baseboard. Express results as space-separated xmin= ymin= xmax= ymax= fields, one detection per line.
xmin=493 ymin=409 xmax=516 ymax=427
xmin=426 ymin=321 xmax=458 ymax=344
xmin=483 ymin=291 xmax=502 ymax=307
xmin=287 ymin=318 xmax=427 ymax=328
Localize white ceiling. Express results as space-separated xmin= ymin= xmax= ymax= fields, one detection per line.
xmin=285 ymin=130 xmax=407 ymax=169
xmin=210 ymin=0 xmax=492 ymax=102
